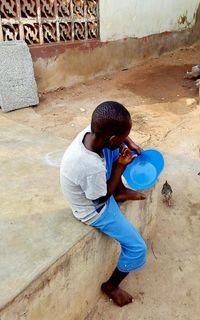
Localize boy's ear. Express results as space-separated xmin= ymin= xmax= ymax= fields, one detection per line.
xmin=108 ymin=135 xmax=117 ymax=146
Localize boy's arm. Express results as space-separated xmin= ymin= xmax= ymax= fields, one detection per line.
xmin=124 ymin=136 xmax=143 ymax=155
xmin=96 ymin=147 xmax=137 ymax=203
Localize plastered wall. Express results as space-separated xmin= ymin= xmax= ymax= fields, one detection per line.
xmin=100 ymin=0 xmax=200 ymax=41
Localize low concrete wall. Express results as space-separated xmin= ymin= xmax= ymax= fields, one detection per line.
xmin=31 ymin=5 xmax=200 ymax=93
xmin=0 ymin=185 xmax=159 ymax=320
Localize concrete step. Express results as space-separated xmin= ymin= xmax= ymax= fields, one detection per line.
xmin=0 ymin=115 xmax=160 ymax=320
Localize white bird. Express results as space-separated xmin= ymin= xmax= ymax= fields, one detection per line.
xmin=185 ymin=64 xmax=200 ymax=79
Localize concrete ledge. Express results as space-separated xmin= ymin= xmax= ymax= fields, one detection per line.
xmin=0 ymin=188 xmax=160 ymax=320
xmin=0 ymin=115 xmax=160 ymax=320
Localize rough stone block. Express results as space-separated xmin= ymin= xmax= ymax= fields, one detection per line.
xmin=0 ymin=40 xmax=39 ymax=112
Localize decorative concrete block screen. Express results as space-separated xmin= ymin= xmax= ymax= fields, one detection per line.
xmin=0 ymin=40 xmax=39 ymax=112
xmin=0 ymin=0 xmax=99 ymax=45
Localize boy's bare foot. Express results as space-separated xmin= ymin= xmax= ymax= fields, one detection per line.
xmin=101 ymin=282 xmax=133 ymax=307
xmin=114 ymin=188 xmax=146 ymax=202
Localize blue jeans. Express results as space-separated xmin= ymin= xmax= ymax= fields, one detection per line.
xmin=91 ymin=147 xmax=147 ymax=273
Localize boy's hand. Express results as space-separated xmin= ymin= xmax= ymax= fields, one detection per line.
xmin=124 ymin=137 xmax=143 ymax=155
xmin=117 ymin=146 xmax=138 ymax=166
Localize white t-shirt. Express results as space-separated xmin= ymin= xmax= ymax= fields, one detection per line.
xmin=60 ymin=126 xmax=107 ymax=225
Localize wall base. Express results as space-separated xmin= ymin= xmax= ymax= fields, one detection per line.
xmin=31 ymin=6 xmax=200 ymax=93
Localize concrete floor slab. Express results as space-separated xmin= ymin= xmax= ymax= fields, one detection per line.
xmin=0 ymin=115 xmax=91 ymax=309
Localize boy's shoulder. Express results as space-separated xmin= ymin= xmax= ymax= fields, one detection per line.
xmin=60 ymin=127 xmax=106 ymax=181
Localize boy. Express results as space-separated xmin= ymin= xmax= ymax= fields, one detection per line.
xmin=60 ymin=101 xmax=147 ymax=307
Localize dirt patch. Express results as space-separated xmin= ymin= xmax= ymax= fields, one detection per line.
xmin=120 ymin=64 xmax=197 ymax=101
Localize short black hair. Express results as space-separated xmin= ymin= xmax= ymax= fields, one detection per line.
xmin=91 ymin=101 xmax=131 ymax=137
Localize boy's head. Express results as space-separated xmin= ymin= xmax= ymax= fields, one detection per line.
xmin=91 ymin=101 xmax=132 ymax=149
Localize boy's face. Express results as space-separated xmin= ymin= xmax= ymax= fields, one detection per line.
xmin=107 ymin=126 xmax=131 ymax=150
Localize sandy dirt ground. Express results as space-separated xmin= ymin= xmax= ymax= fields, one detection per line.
xmin=2 ymin=44 xmax=200 ymax=320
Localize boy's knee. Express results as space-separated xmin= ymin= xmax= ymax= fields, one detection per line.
xmin=133 ymin=237 xmax=147 ymax=259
